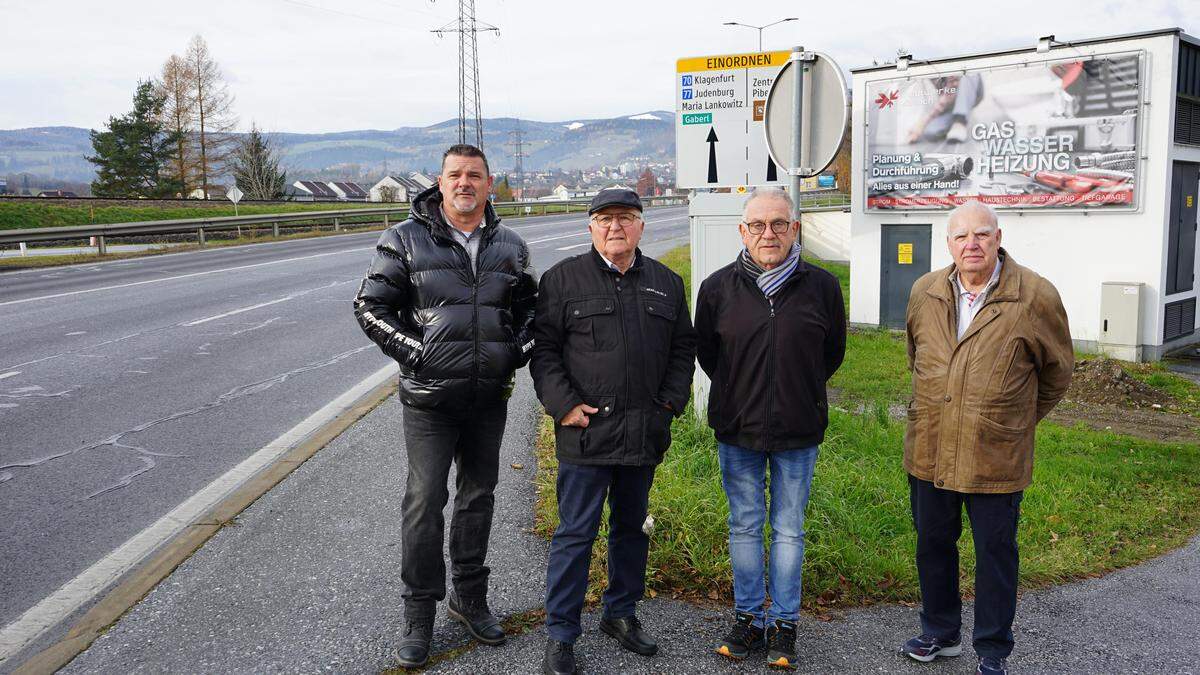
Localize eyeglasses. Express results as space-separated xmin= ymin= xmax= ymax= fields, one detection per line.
xmin=743 ymin=219 xmax=792 ymax=235
xmin=591 ymin=213 xmax=642 ymax=229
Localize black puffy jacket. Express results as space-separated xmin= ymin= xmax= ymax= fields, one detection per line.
xmin=354 ymin=186 xmax=537 ymax=409
xmin=695 ymin=258 xmax=846 ymax=451
xmin=530 ymin=248 xmax=697 ymax=466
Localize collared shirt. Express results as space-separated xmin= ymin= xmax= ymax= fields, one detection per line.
xmin=597 ymin=250 xmax=622 ymax=273
xmin=952 ymin=256 xmax=1003 ymax=340
xmin=441 ymin=207 xmax=485 ymax=273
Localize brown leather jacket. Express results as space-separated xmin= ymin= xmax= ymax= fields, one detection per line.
xmin=904 ymin=250 xmax=1073 ymax=493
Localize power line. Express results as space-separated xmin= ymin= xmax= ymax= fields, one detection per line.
xmin=431 ymin=0 xmax=498 ymax=149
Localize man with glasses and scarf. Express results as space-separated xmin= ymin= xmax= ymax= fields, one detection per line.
xmin=531 ymin=186 xmax=696 ymax=675
xmin=695 ymin=187 xmax=846 ymax=670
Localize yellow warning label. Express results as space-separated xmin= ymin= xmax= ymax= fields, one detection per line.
xmin=1188 ymin=195 xmax=1194 ymax=208
xmin=736 ymin=186 xmax=748 ymax=194
xmin=898 ymin=243 xmax=913 ymax=265
xmin=677 ymin=51 xmax=791 ymax=73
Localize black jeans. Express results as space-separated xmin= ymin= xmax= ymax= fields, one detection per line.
xmin=909 ymin=475 xmax=1023 ymax=659
xmin=400 ymin=400 xmax=507 ymax=620
xmin=544 ymin=461 xmax=656 ymax=644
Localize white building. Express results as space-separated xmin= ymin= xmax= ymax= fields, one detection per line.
xmin=849 ymin=28 xmax=1200 ymax=361
xmin=328 ymin=181 xmax=369 ymax=201
xmin=369 ymin=175 xmax=427 ymax=202
xmin=291 ymin=180 xmax=339 ymax=201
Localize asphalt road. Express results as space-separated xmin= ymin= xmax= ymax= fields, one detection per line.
xmin=0 ymin=205 xmax=690 ymax=669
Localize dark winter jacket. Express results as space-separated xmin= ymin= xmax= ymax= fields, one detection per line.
xmin=354 ymin=185 xmax=537 ymax=409
xmin=530 ymin=248 xmax=697 ymax=466
xmin=695 ymin=257 xmax=846 ymax=451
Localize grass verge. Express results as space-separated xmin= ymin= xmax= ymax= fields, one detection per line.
xmin=533 ymin=244 xmax=1200 ymax=611
xmin=0 ymin=224 xmax=385 ymax=270
xmin=0 ymin=200 xmax=391 ymax=231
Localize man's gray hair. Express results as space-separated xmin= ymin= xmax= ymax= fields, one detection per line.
xmin=947 ymin=200 xmax=999 ymax=234
xmin=743 ymin=187 xmax=794 ymax=215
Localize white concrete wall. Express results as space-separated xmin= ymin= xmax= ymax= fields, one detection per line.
xmin=850 ymin=34 xmax=1178 ymax=353
xmin=801 ymin=211 xmax=851 ymax=262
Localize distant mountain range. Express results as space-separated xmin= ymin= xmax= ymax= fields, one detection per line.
xmin=0 ymin=111 xmax=676 ymax=183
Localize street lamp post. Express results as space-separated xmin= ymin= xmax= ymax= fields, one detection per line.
xmin=722 ymin=17 xmax=797 ymax=52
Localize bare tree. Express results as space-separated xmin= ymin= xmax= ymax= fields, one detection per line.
xmin=231 ymin=124 xmax=287 ymax=200
xmin=156 ymin=54 xmax=196 ymax=197
xmin=185 ymin=35 xmax=237 ymax=198
xmin=377 ymin=184 xmax=398 ymax=203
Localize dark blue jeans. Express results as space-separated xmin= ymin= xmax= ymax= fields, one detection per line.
xmin=909 ymin=475 xmax=1022 ymax=659
xmin=400 ymin=400 xmax=507 ymax=620
xmin=544 ymin=461 xmax=656 ymax=644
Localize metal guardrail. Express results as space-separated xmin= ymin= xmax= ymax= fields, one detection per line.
xmin=0 ymin=196 xmax=690 ymax=252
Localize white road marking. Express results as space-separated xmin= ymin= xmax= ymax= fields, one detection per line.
xmin=184 ymin=296 xmax=296 ymax=326
xmin=185 ymin=281 xmax=350 ymax=327
xmin=0 ymin=372 xmax=20 ymax=381
xmin=0 ymin=247 xmax=373 ymax=308
xmin=537 ymin=215 xmax=688 ymax=250
xmin=65 ymin=332 xmax=87 ymax=336
xmin=0 ymin=361 xmax=398 ymax=663
xmin=527 ymin=231 xmax=590 ymax=245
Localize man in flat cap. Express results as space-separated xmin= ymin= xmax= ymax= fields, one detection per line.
xmin=531 ymin=186 xmax=697 ymax=675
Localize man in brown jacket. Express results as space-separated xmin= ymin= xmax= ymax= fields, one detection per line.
xmin=898 ymin=201 xmax=1073 ymax=675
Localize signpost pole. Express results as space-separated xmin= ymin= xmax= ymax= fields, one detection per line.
xmin=789 ymin=46 xmax=805 ymax=230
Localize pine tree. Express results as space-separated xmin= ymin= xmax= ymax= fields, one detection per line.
xmin=230 ymin=125 xmax=287 ymax=200
xmin=87 ymin=81 xmax=183 ymax=198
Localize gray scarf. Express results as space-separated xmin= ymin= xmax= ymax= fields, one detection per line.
xmin=739 ymin=242 xmax=802 ymax=297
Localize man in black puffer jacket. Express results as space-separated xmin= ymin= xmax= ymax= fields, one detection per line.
xmin=353 ymin=145 xmax=537 ymax=668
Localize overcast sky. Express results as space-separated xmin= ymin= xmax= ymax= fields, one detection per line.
xmin=0 ymin=0 xmax=1193 ymax=133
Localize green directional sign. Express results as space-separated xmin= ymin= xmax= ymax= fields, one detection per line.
xmin=682 ymin=113 xmax=712 ymax=125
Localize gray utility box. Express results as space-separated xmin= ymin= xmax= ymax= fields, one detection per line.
xmin=1099 ymin=282 xmax=1143 ymax=361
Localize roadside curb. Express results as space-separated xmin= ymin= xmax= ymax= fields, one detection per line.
xmin=12 ymin=373 xmax=399 ymax=675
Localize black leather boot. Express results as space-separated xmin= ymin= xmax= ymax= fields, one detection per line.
xmin=543 ymin=639 xmax=578 ymax=675
xmin=599 ymin=614 xmax=658 ymax=656
xmin=393 ymin=618 xmax=434 ymax=669
xmin=447 ymin=591 xmax=506 ymax=645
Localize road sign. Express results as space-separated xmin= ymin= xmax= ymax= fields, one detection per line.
xmin=675 ymin=50 xmax=790 ymax=189
xmin=227 ymin=185 xmax=243 ymax=217
xmin=763 ymin=51 xmax=849 ymax=178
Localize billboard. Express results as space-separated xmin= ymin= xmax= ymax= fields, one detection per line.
xmin=865 ymin=53 xmax=1141 ymax=210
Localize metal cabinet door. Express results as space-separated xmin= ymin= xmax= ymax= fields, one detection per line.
xmin=880 ymin=224 xmax=932 ymax=328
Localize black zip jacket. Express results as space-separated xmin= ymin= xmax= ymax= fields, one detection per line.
xmin=695 ymin=257 xmax=846 ymax=451
xmin=353 ymin=185 xmax=537 ymax=409
xmin=530 ymin=248 xmax=697 ymax=466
